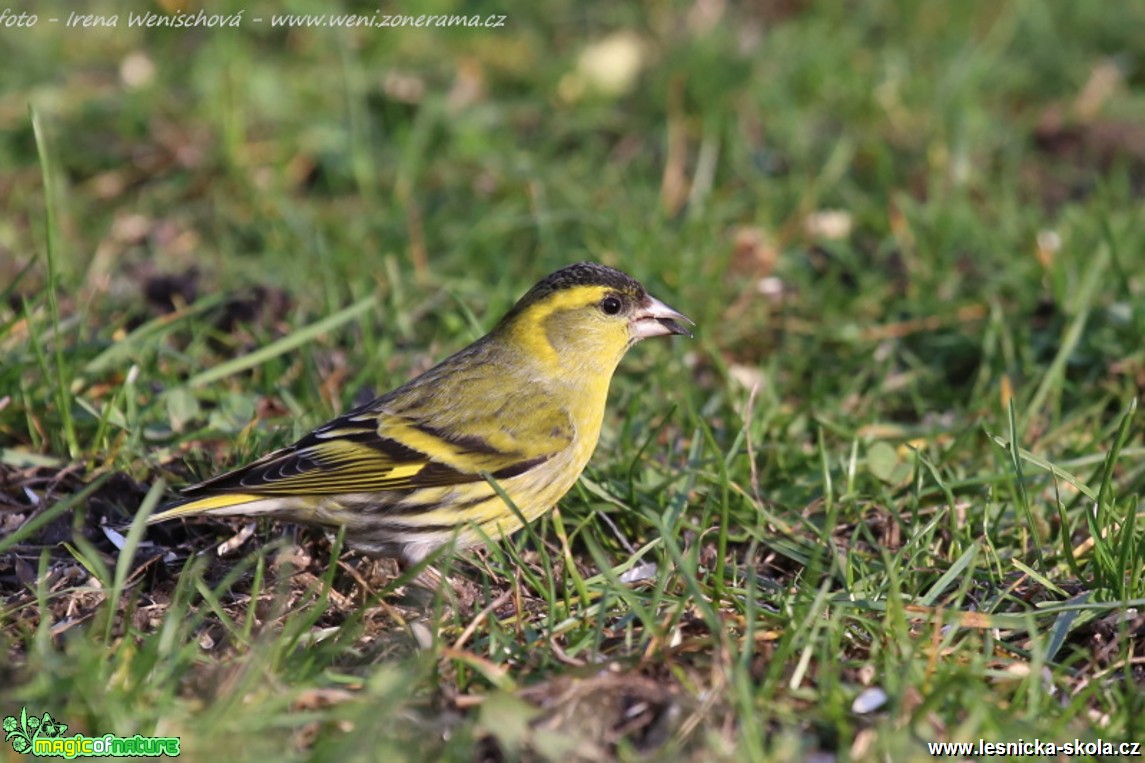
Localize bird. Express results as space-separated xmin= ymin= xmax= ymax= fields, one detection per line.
xmin=147 ymin=262 xmax=693 ymax=567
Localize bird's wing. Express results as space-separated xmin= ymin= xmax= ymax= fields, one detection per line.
xmin=181 ymin=401 xmax=574 ymax=497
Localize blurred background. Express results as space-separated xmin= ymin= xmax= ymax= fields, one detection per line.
xmin=5 ymin=0 xmax=1141 ymax=333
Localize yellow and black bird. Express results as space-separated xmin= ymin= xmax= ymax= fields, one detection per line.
xmin=148 ymin=262 xmax=692 ymax=565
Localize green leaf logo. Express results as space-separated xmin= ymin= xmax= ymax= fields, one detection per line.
xmin=3 ymin=707 xmax=39 ymax=754
xmin=38 ymin=713 xmax=67 ymax=739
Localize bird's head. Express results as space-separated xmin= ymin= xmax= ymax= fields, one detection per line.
xmin=495 ymin=262 xmax=693 ymax=376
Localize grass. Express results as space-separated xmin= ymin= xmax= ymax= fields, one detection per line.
xmin=2 ymin=0 xmax=1145 ymax=760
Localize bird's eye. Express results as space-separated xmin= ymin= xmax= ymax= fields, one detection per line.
xmin=601 ymin=295 xmax=623 ymax=315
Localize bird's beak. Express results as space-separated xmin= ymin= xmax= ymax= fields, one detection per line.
xmin=631 ymin=295 xmax=694 ymax=340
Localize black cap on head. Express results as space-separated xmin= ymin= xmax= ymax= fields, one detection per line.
xmin=532 ymin=261 xmax=644 ymax=298
xmin=499 ymin=262 xmax=646 ymax=322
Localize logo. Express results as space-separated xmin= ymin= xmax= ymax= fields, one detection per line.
xmin=3 ymin=707 xmax=180 ymax=758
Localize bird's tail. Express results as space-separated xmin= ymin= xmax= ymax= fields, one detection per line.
xmin=147 ymin=493 xmax=271 ymax=524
